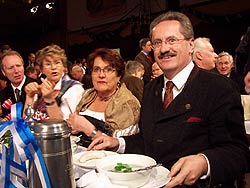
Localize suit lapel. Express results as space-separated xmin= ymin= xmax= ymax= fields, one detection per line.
xmin=5 ymin=83 xmax=16 ymax=103
xmin=184 ymin=65 xmax=199 ymax=89
xmin=157 ymin=66 xmax=199 ymax=121
xmin=157 ymin=91 xmax=192 ymax=121
xmin=20 ymin=77 xmax=28 ymax=102
xmin=152 ymin=76 xmax=165 ymax=116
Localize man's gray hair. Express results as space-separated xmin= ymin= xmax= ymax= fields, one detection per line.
xmin=125 ymin=60 xmax=144 ymax=75
xmin=149 ymin=11 xmax=194 ymax=40
xmin=217 ymin=51 xmax=233 ymax=64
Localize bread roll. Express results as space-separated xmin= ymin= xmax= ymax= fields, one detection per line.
xmin=79 ymin=151 xmax=106 ymax=163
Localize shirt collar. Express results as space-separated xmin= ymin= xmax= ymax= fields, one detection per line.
xmin=141 ymin=50 xmax=148 ymax=56
xmin=164 ymin=61 xmax=194 ymax=90
xmin=11 ymin=75 xmax=26 ymax=91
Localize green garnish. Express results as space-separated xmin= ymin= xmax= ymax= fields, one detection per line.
xmin=114 ymin=163 xmax=133 ymax=172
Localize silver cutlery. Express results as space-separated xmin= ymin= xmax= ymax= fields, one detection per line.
xmin=133 ymin=163 xmax=162 ymax=172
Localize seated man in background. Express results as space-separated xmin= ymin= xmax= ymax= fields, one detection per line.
xmin=192 ymin=37 xmax=218 ymax=70
xmin=25 ymin=66 xmax=38 ymax=80
xmin=71 ymin=64 xmax=84 ymax=82
xmin=122 ymin=60 xmax=144 ymax=103
xmin=70 ymin=63 xmax=93 ymax=89
xmin=0 ymin=50 xmax=37 ymax=121
xmin=151 ymin=62 xmax=163 ymax=79
xmin=216 ymin=51 xmax=243 ymax=93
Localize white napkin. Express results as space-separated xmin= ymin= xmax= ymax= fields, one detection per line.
xmin=76 ymin=170 xmax=128 ymax=188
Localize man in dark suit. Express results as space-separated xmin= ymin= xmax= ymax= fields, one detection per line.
xmin=135 ymin=38 xmax=154 ymax=85
xmin=88 ymin=11 xmax=250 ymax=188
xmin=0 ymin=50 xmax=37 ymax=120
xmin=192 ymin=37 xmax=218 ymax=71
xmin=70 ymin=64 xmax=93 ymax=89
xmin=215 ymin=51 xmax=244 ymax=93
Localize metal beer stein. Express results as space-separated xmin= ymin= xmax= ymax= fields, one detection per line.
xmin=28 ymin=119 xmax=75 ymax=188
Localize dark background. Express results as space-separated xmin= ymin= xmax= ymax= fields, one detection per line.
xmin=1 ymin=0 xmax=250 ymax=62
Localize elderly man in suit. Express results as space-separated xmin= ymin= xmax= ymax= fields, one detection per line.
xmin=216 ymin=51 xmax=243 ymax=93
xmin=0 ymin=50 xmax=37 ymax=121
xmin=88 ymin=11 xmax=250 ymax=188
xmin=192 ymin=37 xmax=218 ymax=71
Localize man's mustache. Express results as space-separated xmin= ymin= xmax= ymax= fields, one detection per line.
xmin=158 ymin=52 xmax=176 ymax=59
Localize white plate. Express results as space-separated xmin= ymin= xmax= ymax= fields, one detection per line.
xmin=74 ymin=146 xmax=86 ymax=154
xmin=73 ymin=150 xmax=118 ymax=169
xmin=112 ymin=166 xmax=171 ymax=188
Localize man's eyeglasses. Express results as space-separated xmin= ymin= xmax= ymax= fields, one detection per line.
xmin=151 ymin=37 xmax=186 ymax=49
xmin=92 ymin=66 xmax=116 ymax=75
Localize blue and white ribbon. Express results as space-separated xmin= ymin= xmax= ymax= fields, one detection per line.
xmin=0 ymin=102 xmax=51 ymax=188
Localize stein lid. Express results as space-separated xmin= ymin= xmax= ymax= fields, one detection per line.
xmin=29 ymin=119 xmax=71 ymax=137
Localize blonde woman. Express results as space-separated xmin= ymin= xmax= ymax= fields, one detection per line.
xmin=24 ymin=44 xmax=84 ymax=120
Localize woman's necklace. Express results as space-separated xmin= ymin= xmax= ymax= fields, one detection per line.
xmin=97 ymin=88 xmax=118 ymax=102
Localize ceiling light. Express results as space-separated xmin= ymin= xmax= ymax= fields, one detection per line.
xmin=45 ymin=2 xmax=55 ymax=10
xmin=30 ymin=6 xmax=39 ymax=14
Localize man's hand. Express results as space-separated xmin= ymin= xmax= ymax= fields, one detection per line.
xmin=87 ymin=135 xmax=119 ymax=152
xmin=244 ymin=72 xmax=250 ymax=92
xmin=25 ymin=82 xmax=41 ymax=98
xmin=164 ymin=154 xmax=208 ymax=188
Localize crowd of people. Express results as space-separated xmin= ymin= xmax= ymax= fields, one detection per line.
xmin=0 ymin=10 xmax=250 ymax=188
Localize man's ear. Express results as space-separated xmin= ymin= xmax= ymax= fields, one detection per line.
xmin=196 ymin=51 xmax=203 ymax=61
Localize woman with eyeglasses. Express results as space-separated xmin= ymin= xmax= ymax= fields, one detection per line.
xmin=67 ymin=48 xmax=140 ymax=145
xmin=23 ymin=44 xmax=84 ymax=120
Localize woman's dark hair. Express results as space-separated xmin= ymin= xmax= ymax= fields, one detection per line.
xmin=87 ymin=48 xmax=125 ymax=78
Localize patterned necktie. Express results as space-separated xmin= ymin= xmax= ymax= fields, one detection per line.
xmin=15 ymin=88 xmax=21 ymax=102
xmin=163 ymin=81 xmax=174 ymax=111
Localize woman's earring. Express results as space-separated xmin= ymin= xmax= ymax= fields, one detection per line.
xmin=117 ymin=80 xmax=121 ymax=87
